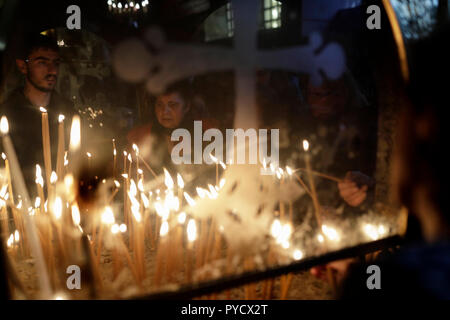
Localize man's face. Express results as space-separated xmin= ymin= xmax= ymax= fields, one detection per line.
xmin=18 ymin=47 xmax=61 ymax=92
xmin=154 ymin=92 xmax=189 ymax=129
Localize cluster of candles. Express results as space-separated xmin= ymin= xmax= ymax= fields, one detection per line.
xmin=107 ymin=0 xmax=149 ymax=14
xmin=0 ymin=110 xmax=392 ymax=299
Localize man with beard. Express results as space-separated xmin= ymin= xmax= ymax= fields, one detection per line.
xmin=0 ymin=34 xmax=75 ymax=185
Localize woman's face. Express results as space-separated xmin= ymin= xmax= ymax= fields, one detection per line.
xmin=155 ymin=92 xmax=189 ymax=129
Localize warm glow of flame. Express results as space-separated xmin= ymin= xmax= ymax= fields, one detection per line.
xmin=132 ymin=143 xmax=139 ymax=155
xmin=286 ymin=166 xmax=293 ymax=175
xmin=71 ymin=204 xmax=80 ymax=226
xmin=35 ymin=165 xmax=44 ymax=186
xmin=17 ymin=200 xmax=22 ymax=209
xmin=39 ymin=107 xmax=47 ymax=113
xmin=113 ymin=149 xmax=117 ymax=156
xmin=1 ymin=153 xmax=6 ymax=160
xmin=187 ymin=219 xmax=197 ymax=242
xmin=164 ymin=168 xmax=174 ymax=189
xmin=119 ymin=224 xmax=127 ymax=233
xmin=177 ymin=173 xmax=184 ymax=189
xmin=0 ymin=117 xmax=9 ymax=134
xmin=303 ymin=139 xmax=309 ymax=152
xmin=219 ymin=178 xmax=226 ymax=189
xmin=64 ymin=152 xmax=68 ymax=166
xmin=14 ymin=230 xmax=19 ymax=242
xmin=114 ymin=180 xmax=120 ymax=188
xmin=178 ymin=212 xmax=186 ymax=224
xmin=111 ymin=224 xmax=119 ymax=234
xmin=86 ymin=152 xmax=92 ymax=158
xmin=129 ymin=180 xmax=137 ymax=197
xmin=207 ymin=184 xmax=218 ymax=199
xmin=196 ymin=187 xmax=206 ymax=199
xmin=321 ymin=225 xmax=340 ymax=242
xmin=184 ymin=192 xmax=196 ymax=206
xmin=69 ymin=116 xmax=81 ymax=151
xmin=127 ymin=153 xmax=132 ymax=162
xmin=101 ymin=206 xmax=115 ymax=225
xmin=317 ymin=234 xmax=324 ymax=243
xmin=138 ymin=179 xmax=144 ymax=192
xmin=64 ymin=174 xmax=74 ymax=191
xmin=141 ymin=193 xmax=149 ymax=208
xmin=138 ymin=168 xmax=143 ymax=175
xmin=122 ymin=173 xmax=128 ymax=179
xmin=58 ymin=114 xmax=65 ymax=123
xmin=271 ymin=219 xmax=282 ymax=238
xmin=7 ymin=234 xmax=13 ymax=248
xmin=0 ymin=185 xmax=7 ymax=198
xmin=35 ymin=197 xmax=41 ymax=208
xmin=160 ymin=220 xmax=169 ymax=237
xmin=293 ymin=249 xmax=303 ymax=260
xmin=53 ymin=197 xmax=63 ymax=220
xmin=50 ymin=171 xmax=58 ymax=183
xmin=281 ymin=240 xmax=290 ymax=249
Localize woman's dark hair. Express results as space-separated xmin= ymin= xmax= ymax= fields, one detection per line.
xmin=396 ymin=24 xmax=450 ymax=225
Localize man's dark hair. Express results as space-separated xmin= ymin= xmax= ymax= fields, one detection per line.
xmin=18 ymin=34 xmax=59 ymax=60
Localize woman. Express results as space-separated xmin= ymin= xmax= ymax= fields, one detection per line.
xmin=128 ymin=79 xmax=219 ymax=176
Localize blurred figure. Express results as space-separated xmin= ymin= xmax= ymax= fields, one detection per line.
xmin=127 ymin=79 xmax=218 ymax=174
xmin=313 ymin=25 xmax=450 ymax=299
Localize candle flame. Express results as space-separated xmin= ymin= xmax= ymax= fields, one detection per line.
xmin=187 ymin=219 xmax=197 ymax=242
xmin=127 ymin=153 xmax=132 ymax=162
xmin=113 ymin=149 xmax=117 ymax=156
xmin=64 ymin=152 xmax=68 ymax=166
xmin=184 ymin=192 xmax=196 ymax=206
xmin=86 ymin=152 xmax=92 ymax=158
xmin=35 ymin=197 xmax=41 ymax=208
xmin=164 ymin=168 xmax=174 ymax=189
xmin=50 ymin=171 xmax=58 ymax=184
xmin=101 ymin=206 xmax=115 ymax=225
xmin=111 ymin=224 xmax=119 ymax=234
xmin=196 ymin=187 xmax=206 ymax=199
xmin=321 ymin=224 xmax=340 ymax=242
xmin=0 ymin=185 xmax=7 ymax=198
xmin=35 ymin=165 xmax=44 ymax=186
xmin=71 ymin=204 xmax=80 ymax=226
xmin=122 ymin=173 xmax=128 ymax=179
xmin=7 ymin=234 xmax=13 ymax=248
xmin=160 ymin=220 xmax=169 ymax=237
xmin=271 ymin=219 xmax=282 ymax=238
xmin=1 ymin=153 xmax=6 ymax=160
xmin=0 ymin=116 xmax=9 ymax=134
xmin=69 ymin=116 xmax=81 ymax=151
xmin=53 ymin=197 xmax=63 ymax=220
xmin=39 ymin=107 xmax=47 ymax=113
xmin=129 ymin=179 xmax=137 ymax=197
xmin=14 ymin=230 xmax=20 ymax=242
xmin=293 ymin=249 xmax=304 ymax=260
xmin=219 ymin=178 xmax=226 ymax=189
xmin=114 ymin=180 xmax=120 ymax=188
xmin=132 ymin=143 xmax=139 ymax=155
xmin=137 ymin=179 xmax=144 ymax=192
xmin=119 ymin=224 xmax=127 ymax=233
xmin=58 ymin=114 xmax=65 ymax=123
xmin=178 ymin=212 xmax=186 ymax=224
xmin=177 ymin=173 xmax=184 ymax=189
xmin=302 ymin=139 xmax=309 ymax=152
xmin=141 ymin=192 xmax=149 ymax=208
xmin=286 ymin=166 xmax=293 ymax=175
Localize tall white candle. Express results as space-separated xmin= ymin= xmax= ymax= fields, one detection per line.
xmin=1 ymin=116 xmax=52 ymax=298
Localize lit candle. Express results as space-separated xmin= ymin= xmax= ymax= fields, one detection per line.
xmin=186 ymin=219 xmax=197 ymax=283
xmin=40 ymin=107 xmax=52 ymax=196
xmin=1 ymin=116 xmax=51 ymax=298
xmin=56 ymin=115 xmax=65 ymax=179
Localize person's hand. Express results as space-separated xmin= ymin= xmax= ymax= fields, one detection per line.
xmin=310 ymin=258 xmax=356 ymax=287
xmin=338 ymin=172 xmax=370 ymax=207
